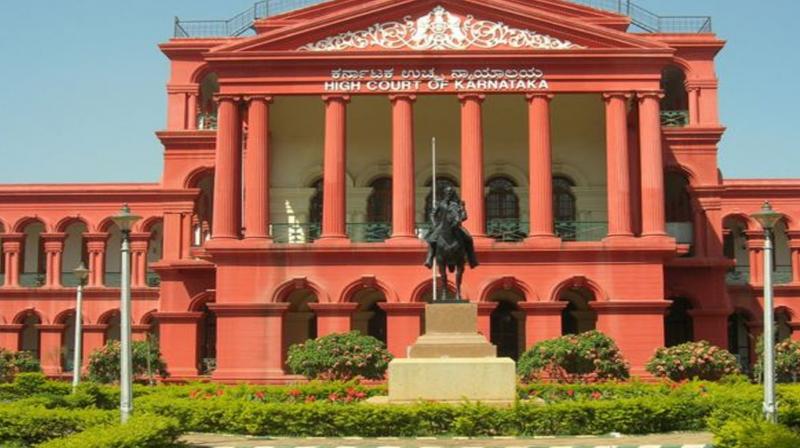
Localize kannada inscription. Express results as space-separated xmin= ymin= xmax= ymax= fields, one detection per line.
xmin=324 ymin=67 xmax=549 ymax=93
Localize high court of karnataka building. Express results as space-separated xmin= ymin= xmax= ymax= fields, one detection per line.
xmin=1 ymin=0 xmax=799 ymax=381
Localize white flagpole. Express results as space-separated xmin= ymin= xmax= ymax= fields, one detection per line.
xmin=432 ymin=137 xmax=437 ymax=303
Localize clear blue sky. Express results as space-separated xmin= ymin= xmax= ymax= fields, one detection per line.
xmin=0 ymin=0 xmax=797 ymax=183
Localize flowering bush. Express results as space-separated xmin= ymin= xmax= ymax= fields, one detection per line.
xmin=755 ymin=338 xmax=800 ymax=383
xmin=646 ymin=341 xmax=739 ymax=381
xmin=286 ymin=331 xmax=392 ymax=380
xmin=0 ymin=349 xmax=41 ymax=383
xmin=87 ymin=339 xmax=168 ymax=384
xmin=517 ymin=331 xmax=630 ymax=383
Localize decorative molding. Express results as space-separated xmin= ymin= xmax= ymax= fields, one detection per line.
xmin=299 ymin=6 xmax=583 ymax=52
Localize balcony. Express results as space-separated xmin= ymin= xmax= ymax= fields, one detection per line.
xmin=19 ymin=273 xmax=44 ymax=288
xmin=484 ymin=220 xmax=609 ymax=242
xmin=667 ymin=222 xmax=694 ymax=245
xmin=726 ymin=266 xmax=750 ymax=285
xmin=271 ymin=223 xmax=321 ymax=244
xmin=661 ymin=110 xmax=689 ymax=127
xmin=726 ymin=265 xmax=793 ymax=286
xmin=775 ymin=265 xmax=793 ymax=285
xmin=197 ymin=113 xmax=218 ymax=130
xmin=61 ymin=273 xmax=82 ymax=288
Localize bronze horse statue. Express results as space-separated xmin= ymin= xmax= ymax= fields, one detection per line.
xmin=424 ymin=186 xmax=478 ymax=301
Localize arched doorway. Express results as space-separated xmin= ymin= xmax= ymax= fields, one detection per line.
xmin=146 ymin=220 xmax=163 ymax=287
xmin=365 ymin=177 xmax=392 ymax=242
xmin=722 ymin=216 xmax=750 ymax=283
xmin=20 ymin=220 xmax=46 ymax=287
xmin=664 ymin=298 xmax=694 ymax=347
xmin=61 ymin=221 xmax=88 ymax=287
xmin=198 ymin=73 xmax=219 ymax=130
xmin=553 ymin=176 xmax=577 ymax=241
xmin=59 ymin=311 xmax=77 ymax=371
xmin=559 ymin=287 xmax=597 ymax=335
xmin=198 ymin=302 xmax=216 ymax=375
xmin=352 ymin=288 xmax=387 ymax=344
xmin=283 ymin=289 xmax=318 ymax=361
xmin=18 ymin=311 xmax=41 ymax=357
xmin=665 ymin=171 xmax=694 ymax=247
xmin=728 ymin=311 xmax=754 ymax=372
xmin=104 ymin=222 xmax=123 ymax=287
xmin=775 ymin=308 xmax=793 ymax=343
xmin=103 ymin=311 xmax=121 ymax=344
xmin=488 ymin=287 xmax=525 ymax=360
xmin=190 ymin=171 xmax=214 ymax=246
xmin=660 ymin=65 xmax=689 ymax=126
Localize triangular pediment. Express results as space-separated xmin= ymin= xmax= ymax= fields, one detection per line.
xmin=210 ymin=0 xmax=670 ymax=55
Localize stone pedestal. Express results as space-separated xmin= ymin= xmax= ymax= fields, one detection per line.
xmin=386 ymin=302 xmax=516 ymax=404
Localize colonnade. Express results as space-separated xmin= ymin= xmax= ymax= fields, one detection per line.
xmin=211 ymin=91 xmax=669 ymax=244
xmin=0 ymin=231 xmax=156 ymax=288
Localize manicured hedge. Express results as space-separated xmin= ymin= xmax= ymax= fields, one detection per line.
xmin=136 ymin=394 xmax=715 ymax=437
xmin=0 ymin=405 xmax=114 ymax=446
xmin=712 ymin=417 xmax=800 ymax=448
xmin=38 ymin=414 xmax=182 ymax=448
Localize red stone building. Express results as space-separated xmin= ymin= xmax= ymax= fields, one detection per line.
xmin=1 ymin=0 xmax=798 ymax=381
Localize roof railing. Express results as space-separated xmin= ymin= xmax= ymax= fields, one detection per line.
xmin=173 ymin=0 xmax=711 ymax=38
xmin=571 ymin=0 xmax=712 ymax=33
xmin=174 ymin=0 xmax=331 ymax=38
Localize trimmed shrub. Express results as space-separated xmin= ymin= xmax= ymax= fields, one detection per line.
xmin=755 ymin=338 xmax=800 ymax=383
xmin=0 ymin=405 xmax=114 ymax=445
xmin=0 ymin=349 xmax=41 ymax=383
xmin=517 ymin=331 xmax=630 ymax=383
xmin=286 ymin=331 xmax=392 ymax=380
xmin=135 ymin=394 xmax=714 ymax=437
xmin=713 ymin=417 xmax=800 ymax=448
xmin=88 ymin=339 xmax=168 ymax=384
xmin=646 ymin=341 xmax=740 ymax=381
xmin=38 ymin=414 xmax=182 ymax=448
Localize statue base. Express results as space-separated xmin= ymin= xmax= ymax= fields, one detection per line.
xmin=387 ymin=358 xmax=516 ymax=404
xmin=385 ymin=302 xmax=516 ymax=404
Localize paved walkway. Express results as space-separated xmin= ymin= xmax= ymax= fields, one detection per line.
xmin=181 ymin=432 xmax=714 ymax=448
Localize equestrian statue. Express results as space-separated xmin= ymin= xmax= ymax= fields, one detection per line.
xmin=423 ymin=186 xmax=479 ymax=301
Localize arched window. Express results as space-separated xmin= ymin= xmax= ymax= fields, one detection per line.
xmin=553 ymin=177 xmax=576 ymax=222
xmin=665 ymin=171 xmax=692 ymax=223
xmin=486 ymin=177 xmax=519 ymax=221
xmin=486 ymin=177 xmax=521 ymax=242
xmin=198 ymin=73 xmax=219 ymax=130
xmin=367 ymin=177 xmax=392 ymax=223
xmin=424 ymin=177 xmax=458 ymax=219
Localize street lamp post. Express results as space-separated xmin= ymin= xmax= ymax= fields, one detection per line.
xmin=751 ymin=201 xmax=782 ymax=424
xmin=71 ymin=262 xmax=90 ymax=393
xmin=111 ymin=204 xmax=141 ymax=424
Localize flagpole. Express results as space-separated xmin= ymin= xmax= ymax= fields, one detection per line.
xmin=432 ymin=137 xmax=437 ymax=303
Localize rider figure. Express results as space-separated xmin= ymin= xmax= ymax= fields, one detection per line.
xmin=424 ymin=186 xmax=479 ymax=269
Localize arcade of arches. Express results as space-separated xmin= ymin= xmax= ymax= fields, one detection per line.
xmin=4 ymin=0 xmax=800 ymax=381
